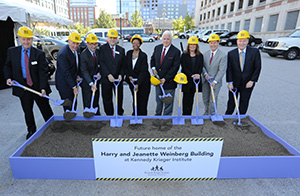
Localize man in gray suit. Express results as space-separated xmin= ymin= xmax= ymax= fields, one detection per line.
xmin=202 ymin=34 xmax=227 ymax=115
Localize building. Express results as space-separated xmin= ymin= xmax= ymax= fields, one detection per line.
xmin=25 ymin=0 xmax=69 ymax=18
xmin=69 ymin=0 xmax=97 ymax=28
xmin=112 ymin=12 xmax=130 ymax=27
xmin=140 ymin=0 xmax=196 ymax=20
xmin=195 ymin=0 xmax=300 ymax=40
xmin=116 ymin=0 xmax=139 ymax=18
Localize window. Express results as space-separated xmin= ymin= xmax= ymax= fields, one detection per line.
xmin=208 ymin=11 xmax=210 ymax=19
xmin=235 ymin=21 xmax=240 ymax=31
xmin=259 ymin=0 xmax=266 ymax=3
xmin=215 ymin=25 xmax=219 ymax=29
xmin=204 ymin=13 xmax=206 ymax=20
xmin=230 ymin=2 xmax=235 ymax=12
xmin=212 ymin=10 xmax=215 ymax=18
xmin=221 ymin=24 xmax=225 ymax=29
xmin=200 ymin=14 xmax=202 ymax=21
xmin=217 ymin=7 xmax=221 ymax=16
xmin=244 ymin=19 xmax=250 ymax=32
xmin=268 ymin=14 xmax=279 ymax=31
xmin=284 ymin=10 xmax=299 ymax=30
xmin=238 ymin=0 xmax=243 ymax=10
xmin=223 ymin=5 xmax=227 ymax=14
xmin=227 ymin=23 xmax=232 ymax=31
xmin=254 ymin=17 xmax=263 ymax=32
xmin=248 ymin=0 xmax=253 ymax=7
xmin=201 ymin=1 xmax=203 ymax=7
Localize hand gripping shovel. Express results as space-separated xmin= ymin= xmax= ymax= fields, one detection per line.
xmin=83 ymin=74 xmax=101 ymax=118
xmin=110 ymin=79 xmax=123 ymax=127
xmin=191 ymin=77 xmax=204 ymax=125
xmin=172 ymin=73 xmax=187 ymax=125
xmin=207 ymin=77 xmax=224 ymax=122
xmin=63 ymin=78 xmax=82 ymax=121
xmin=130 ymin=79 xmax=143 ymax=124
xmin=9 ymin=80 xmax=71 ymax=106
xmin=230 ymin=88 xmax=242 ymax=125
xmin=158 ymin=84 xmax=173 ymax=104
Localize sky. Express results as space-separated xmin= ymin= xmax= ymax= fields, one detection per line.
xmin=97 ymin=0 xmax=116 ymax=14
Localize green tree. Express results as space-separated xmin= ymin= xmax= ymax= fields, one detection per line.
xmin=94 ymin=10 xmax=116 ymax=28
xmin=172 ymin=16 xmax=184 ymax=32
xmin=70 ymin=23 xmax=91 ymax=36
xmin=183 ymin=13 xmax=195 ymax=31
xmin=130 ymin=9 xmax=144 ymax=27
xmin=34 ymin=28 xmax=50 ymax=36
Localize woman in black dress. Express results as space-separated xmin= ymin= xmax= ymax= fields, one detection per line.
xmin=181 ymin=36 xmax=204 ymax=115
xmin=125 ymin=34 xmax=151 ymax=115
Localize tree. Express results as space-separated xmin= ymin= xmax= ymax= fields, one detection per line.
xmin=94 ymin=10 xmax=116 ymax=28
xmin=69 ymin=23 xmax=91 ymax=36
xmin=183 ymin=13 xmax=195 ymax=31
xmin=130 ymin=9 xmax=144 ymax=27
xmin=34 ymin=28 xmax=50 ymax=36
xmin=172 ymin=16 xmax=184 ymax=32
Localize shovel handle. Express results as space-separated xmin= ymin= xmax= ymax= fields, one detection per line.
xmin=11 ymin=80 xmax=43 ymax=96
xmin=210 ymin=85 xmax=216 ymax=103
xmin=230 ymin=88 xmax=239 ymax=112
xmin=178 ymin=85 xmax=182 ymax=107
xmin=193 ymin=77 xmax=200 ymax=106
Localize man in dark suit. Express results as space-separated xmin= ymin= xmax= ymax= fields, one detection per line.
xmin=150 ymin=30 xmax=180 ymax=115
xmin=4 ymin=26 xmax=53 ymax=139
xmin=55 ymin=32 xmax=81 ymax=111
xmin=225 ymin=30 xmax=261 ymax=115
xmin=80 ymin=33 xmax=101 ymax=115
xmin=99 ymin=29 xmax=125 ymax=115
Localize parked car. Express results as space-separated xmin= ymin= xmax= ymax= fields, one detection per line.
xmin=140 ymin=33 xmax=155 ymax=42
xmin=178 ymin=30 xmax=192 ymax=39
xmin=33 ymin=38 xmax=67 ymax=60
xmin=219 ymin=31 xmax=239 ymax=39
xmin=79 ymin=36 xmax=105 ymax=52
xmin=201 ymin=32 xmax=226 ymax=43
xmin=151 ymin=33 xmax=159 ymax=40
xmin=198 ymin=29 xmax=229 ymax=42
xmin=220 ymin=34 xmax=262 ymax=47
xmin=263 ymin=26 xmax=300 ymax=60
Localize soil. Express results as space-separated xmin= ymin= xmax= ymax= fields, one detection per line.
xmin=21 ymin=117 xmax=293 ymax=158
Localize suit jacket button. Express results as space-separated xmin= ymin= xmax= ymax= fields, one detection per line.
xmin=159 ymin=69 xmax=161 ymax=71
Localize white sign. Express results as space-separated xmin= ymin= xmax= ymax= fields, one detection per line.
xmin=92 ymin=138 xmax=223 ymax=180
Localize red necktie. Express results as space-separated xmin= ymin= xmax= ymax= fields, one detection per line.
xmin=111 ymin=47 xmax=115 ymax=58
xmin=25 ymin=49 xmax=33 ymax=86
xmin=160 ymin=48 xmax=166 ymax=65
xmin=210 ymin=52 xmax=214 ymax=64
xmin=93 ymin=52 xmax=97 ymax=65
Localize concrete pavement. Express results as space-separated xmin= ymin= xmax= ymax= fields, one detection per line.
xmin=1 ymin=39 xmax=300 ymax=196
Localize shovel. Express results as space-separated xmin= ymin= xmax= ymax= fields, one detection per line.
xmin=130 ymin=79 xmax=143 ymax=124
xmin=230 ymin=88 xmax=242 ymax=125
xmin=9 ymin=80 xmax=71 ymax=106
xmin=207 ymin=77 xmax=224 ymax=122
xmin=83 ymin=74 xmax=101 ymax=118
xmin=110 ymin=79 xmax=123 ymax=127
xmin=158 ymin=84 xmax=173 ymax=104
xmin=191 ymin=77 xmax=204 ymax=125
xmin=63 ymin=78 xmax=82 ymax=121
xmin=172 ymin=83 xmax=185 ymax=125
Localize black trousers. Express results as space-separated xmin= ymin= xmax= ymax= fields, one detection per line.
xmin=19 ymin=90 xmax=53 ymax=134
xmin=182 ymin=91 xmax=195 ymax=115
xmin=81 ymin=80 xmax=100 ymax=115
xmin=57 ymin=86 xmax=76 ymax=112
xmin=128 ymin=82 xmax=150 ymax=116
xmin=101 ymin=81 xmax=124 ymax=115
xmin=225 ymin=83 xmax=254 ymax=115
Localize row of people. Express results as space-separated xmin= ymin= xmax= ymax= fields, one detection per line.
xmin=4 ymin=26 xmax=261 ymax=140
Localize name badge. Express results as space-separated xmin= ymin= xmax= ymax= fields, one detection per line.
xmin=115 ymin=51 xmax=120 ymax=55
xmin=31 ymin=61 xmax=38 ymax=65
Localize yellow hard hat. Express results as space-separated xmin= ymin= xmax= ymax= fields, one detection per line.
xmin=236 ymin=30 xmax=250 ymax=39
xmin=107 ymin=29 xmax=118 ymax=38
xmin=150 ymin=75 xmax=162 ymax=86
xmin=130 ymin=34 xmax=143 ymax=44
xmin=187 ymin=36 xmax=199 ymax=44
xmin=17 ymin=26 xmax=33 ymax=38
xmin=68 ymin=32 xmax=81 ymax=43
xmin=208 ymin=34 xmax=220 ymax=42
xmin=86 ymin=33 xmax=98 ymax=43
xmin=174 ymin=73 xmax=188 ymax=84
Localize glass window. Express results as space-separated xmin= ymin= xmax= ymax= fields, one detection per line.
xmin=217 ymin=7 xmax=220 ymax=16
xmin=244 ymin=19 xmax=250 ymax=32
xmin=254 ymin=17 xmax=263 ymax=32
xmin=235 ymin=21 xmax=240 ymax=31
xmin=221 ymin=24 xmax=225 ymax=29
xmin=259 ymin=0 xmax=266 ymax=3
xmin=248 ymin=0 xmax=253 ymax=7
xmin=208 ymin=11 xmax=210 ymax=19
xmin=212 ymin=10 xmax=215 ymax=18
xmin=267 ymin=14 xmax=279 ymax=31
xmin=284 ymin=10 xmax=299 ymax=30
xmin=223 ymin=5 xmax=227 ymax=14
xmin=200 ymin=14 xmax=202 ymax=21
xmin=230 ymin=2 xmax=234 ymax=12
xmin=228 ymin=23 xmax=232 ymax=31
xmin=238 ymin=0 xmax=243 ymax=10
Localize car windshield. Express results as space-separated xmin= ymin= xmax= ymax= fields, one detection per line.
xmin=230 ymin=35 xmax=238 ymax=39
xmin=288 ymin=29 xmax=300 ymax=38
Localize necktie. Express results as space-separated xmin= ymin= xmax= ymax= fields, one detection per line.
xmin=210 ymin=52 xmax=214 ymax=64
xmin=25 ymin=49 xmax=33 ymax=86
xmin=93 ymin=52 xmax=97 ymax=65
xmin=239 ymin=51 xmax=244 ymax=71
xmin=74 ymin=51 xmax=78 ymax=68
xmin=160 ymin=48 xmax=166 ymax=65
xmin=111 ymin=47 xmax=115 ymax=58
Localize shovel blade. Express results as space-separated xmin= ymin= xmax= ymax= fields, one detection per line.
xmin=211 ymin=115 xmax=224 ymax=122
xmin=191 ymin=117 xmax=204 ymax=125
xmin=130 ymin=118 xmax=143 ymax=124
xmin=54 ymin=100 xmax=65 ymax=106
xmin=110 ymin=118 xmax=123 ymax=127
xmin=172 ymin=117 xmax=185 ymax=125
